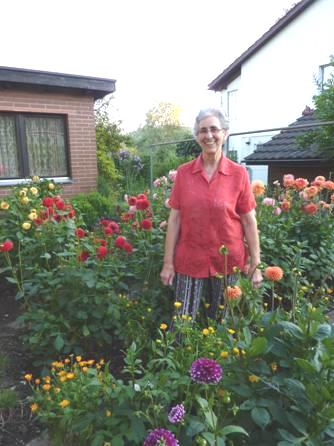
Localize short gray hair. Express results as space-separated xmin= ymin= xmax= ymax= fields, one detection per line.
xmin=193 ymin=108 xmax=229 ymax=136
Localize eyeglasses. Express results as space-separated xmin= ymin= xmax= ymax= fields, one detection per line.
xmin=198 ymin=126 xmax=223 ymax=135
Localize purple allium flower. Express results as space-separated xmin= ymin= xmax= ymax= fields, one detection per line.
xmin=190 ymin=358 xmax=223 ymax=384
xmin=144 ymin=428 xmax=179 ymax=446
xmin=168 ymin=403 xmax=185 ymax=424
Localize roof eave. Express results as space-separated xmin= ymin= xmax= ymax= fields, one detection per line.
xmin=208 ymin=0 xmax=316 ymax=91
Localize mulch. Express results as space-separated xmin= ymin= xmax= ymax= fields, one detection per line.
xmin=0 ymin=279 xmax=44 ymax=446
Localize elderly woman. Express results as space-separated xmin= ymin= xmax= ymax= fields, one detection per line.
xmin=160 ymin=108 xmax=262 ymax=320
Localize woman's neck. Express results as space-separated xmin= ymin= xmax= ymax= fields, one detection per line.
xmin=202 ymin=150 xmax=222 ymax=168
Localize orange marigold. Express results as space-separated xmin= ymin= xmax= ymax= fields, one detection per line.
xmin=225 ymin=285 xmax=242 ymax=300
xmin=264 ymin=266 xmax=284 ymax=281
xmin=252 ymin=180 xmax=265 ymax=197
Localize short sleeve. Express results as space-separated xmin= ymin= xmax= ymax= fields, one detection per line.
xmin=169 ymin=168 xmax=181 ymax=209
xmin=236 ymin=168 xmax=256 ymax=214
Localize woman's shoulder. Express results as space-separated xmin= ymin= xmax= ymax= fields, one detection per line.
xmin=175 ymin=157 xmax=198 ymax=173
xmin=224 ymin=156 xmax=248 ymax=176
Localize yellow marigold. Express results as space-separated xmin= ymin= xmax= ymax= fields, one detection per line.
xmin=204 ymin=303 xmax=210 ymax=309
xmin=66 ymin=373 xmax=75 ymax=380
xmin=30 ymin=187 xmax=38 ymax=195
xmin=188 ymin=316 xmax=192 ymax=321
xmin=76 ymin=356 xmax=82 ymax=362
xmin=227 ymin=328 xmax=236 ymax=335
xmin=232 ymin=347 xmax=240 ymax=356
xmin=208 ymin=326 xmax=215 ymax=333
xmin=174 ymin=301 xmax=182 ymax=309
xmin=48 ymin=183 xmax=55 ymax=190
xmin=59 ymin=399 xmax=70 ymax=408
xmin=252 ymin=180 xmax=265 ymax=196
xmin=106 ymin=410 xmax=112 ymax=417
xmin=219 ymin=304 xmax=224 ymax=310
xmin=270 ymin=362 xmax=278 ymax=372
xmin=181 ymin=314 xmax=188 ymax=320
xmin=79 ymin=361 xmax=88 ymax=367
xmin=30 ymin=403 xmax=39 ymax=412
xmin=19 ymin=189 xmax=27 ymax=196
xmin=220 ymin=351 xmax=229 ymax=358
xmin=87 ymin=360 xmax=95 ymax=365
xmin=60 ymin=376 xmax=67 ymax=382
xmin=0 ymin=201 xmax=9 ymax=210
xmin=32 ymin=176 xmax=40 ymax=182
xmin=225 ymin=285 xmax=242 ymax=300
xmin=22 ymin=222 xmax=31 ymax=230
xmin=248 ymin=374 xmax=260 ymax=383
xmin=42 ymin=384 xmax=51 ymax=391
xmin=43 ymin=376 xmax=51 ymax=383
xmin=82 ymin=367 xmax=88 ymax=373
xmin=160 ymin=323 xmax=168 ymax=330
xmin=99 ymin=359 xmax=105 ymax=365
xmin=202 ymin=328 xmax=210 ymax=336
xmin=24 ymin=374 xmax=33 ymax=381
xmin=264 ymin=266 xmax=284 ymax=281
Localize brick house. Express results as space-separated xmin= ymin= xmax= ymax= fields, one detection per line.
xmin=0 ymin=66 xmax=115 ymax=197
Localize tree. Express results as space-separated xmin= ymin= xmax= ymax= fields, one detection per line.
xmin=94 ymin=99 xmax=133 ymax=193
xmin=145 ymin=101 xmax=182 ymax=128
xmin=299 ymin=60 xmax=334 ymax=153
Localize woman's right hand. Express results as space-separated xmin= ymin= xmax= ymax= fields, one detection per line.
xmin=160 ymin=263 xmax=175 ymax=286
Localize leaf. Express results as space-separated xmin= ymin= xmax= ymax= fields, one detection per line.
xmin=313 ymin=324 xmax=332 ymax=340
xmin=220 ymin=425 xmax=249 ymax=437
xmin=278 ymin=429 xmax=301 ymax=443
xmin=195 ymin=395 xmax=209 ymax=409
xmin=288 ymin=412 xmax=307 ymax=435
xmin=278 ymin=321 xmax=304 ymax=339
xmin=109 ymin=435 xmax=124 ymax=446
xmin=242 ymin=326 xmax=252 ymax=346
xmin=202 ymin=432 xmax=216 ymax=445
xmin=185 ymin=416 xmax=205 ymax=436
xmin=248 ymin=337 xmax=268 ymax=356
xmin=240 ymin=399 xmax=256 ymax=411
xmin=54 ymin=335 xmax=64 ymax=351
xmin=294 ymin=358 xmax=318 ymax=374
xmin=251 ymin=407 xmax=271 ymax=430
xmin=82 ymin=325 xmax=90 ymax=337
xmin=204 ymin=409 xmax=217 ymax=431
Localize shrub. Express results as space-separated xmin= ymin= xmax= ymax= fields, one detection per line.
xmin=71 ymin=191 xmax=117 ymax=229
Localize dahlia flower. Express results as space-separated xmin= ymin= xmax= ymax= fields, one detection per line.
xmin=190 ymin=358 xmax=223 ymax=384
xmin=144 ymin=428 xmax=179 ymax=446
xmin=264 ymin=266 xmax=284 ymax=281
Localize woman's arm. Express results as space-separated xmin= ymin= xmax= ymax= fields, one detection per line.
xmin=160 ymin=208 xmax=181 ymax=286
xmin=240 ymin=209 xmax=263 ymax=287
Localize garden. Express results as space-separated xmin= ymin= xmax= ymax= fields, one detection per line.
xmin=0 ymin=170 xmax=334 ymax=446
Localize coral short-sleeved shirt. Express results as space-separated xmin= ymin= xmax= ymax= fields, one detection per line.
xmin=169 ymin=154 xmax=256 ymax=278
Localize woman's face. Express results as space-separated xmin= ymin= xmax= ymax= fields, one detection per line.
xmin=196 ymin=116 xmax=227 ymax=157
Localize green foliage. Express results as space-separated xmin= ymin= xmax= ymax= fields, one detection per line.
xmin=298 ymin=58 xmax=334 ymax=153
xmin=71 ymin=192 xmax=117 ymax=229
xmin=145 ymin=101 xmax=182 ymax=128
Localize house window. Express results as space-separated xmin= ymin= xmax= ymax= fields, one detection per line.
xmin=227 ymin=89 xmax=238 ymax=123
xmin=319 ymin=63 xmax=334 ymax=89
xmin=0 ymin=113 xmax=69 ymax=180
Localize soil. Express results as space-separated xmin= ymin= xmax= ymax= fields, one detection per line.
xmin=0 ymin=279 xmax=44 ymax=446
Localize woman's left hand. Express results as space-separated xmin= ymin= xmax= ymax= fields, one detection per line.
xmin=249 ymin=267 xmax=263 ymax=288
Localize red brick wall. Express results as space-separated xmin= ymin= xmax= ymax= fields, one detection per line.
xmin=0 ymin=88 xmax=98 ymax=198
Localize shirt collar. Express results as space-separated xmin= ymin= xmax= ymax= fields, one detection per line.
xmin=191 ymin=153 xmax=232 ymax=175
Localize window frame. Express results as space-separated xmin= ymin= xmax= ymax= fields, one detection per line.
xmin=0 ymin=111 xmax=71 ymax=184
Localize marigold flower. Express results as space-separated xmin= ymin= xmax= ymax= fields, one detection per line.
xmin=66 ymin=373 xmax=75 ymax=380
xmin=30 ymin=187 xmax=38 ymax=195
xmin=42 ymin=384 xmax=51 ymax=391
xmin=22 ymin=221 xmax=31 ymax=230
xmin=160 ymin=323 xmax=168 ymax=330
xmin=174 ymin=301 xmax=182 ymax=309
xmin=24 ymin=374 xmax=33 ymax=381
xmin=252 ymin=180 xmax=265 ymax=196
xmin=294 ymin=177 xmax=309 ymax=190
xmin=76 ymin=356 xmax=82 ymax=362
xmin=283 ymin=174 xmax=294 ymax=188
xmin=248 ymin=374 xmax=260 ymax=383
xmin=227 ymin=328 xmax=236 ymax=335
xmin=202 ymin=328 xmax=210 ymax=336
xmin=28 ymin=212 xmax=38 ymax=221
xmin=190 ymin=358 xmax=223 ymax=384
xmin=106 ymin=410 xmax=112 ymax=417
xmin=264 ymin=266 xmax=284 ymax=281
xmin=0 ymin=201 xmax=10 ymax=210
xmin=59 ymin=399 xmax=70 ymax=408
xmin=30 ymin=403 xmax=39 ymax=412
xmin=232 ymin=347 xmax=240 ymax=356
xmin=21 ymin=196 xmax=30 ymax=205
xmin=48 ymin=183 xmax=55 ymax=190
xmin=225 ymin=285 xmax=242 ymax=300
xmin=0 ymin=240 xmax=14 ymax=252
xmin=220 ymin=351 xmax=229 ymax=358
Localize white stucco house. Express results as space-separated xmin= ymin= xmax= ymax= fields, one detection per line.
xmin=208 ymin=0 xmax=334 ymax=183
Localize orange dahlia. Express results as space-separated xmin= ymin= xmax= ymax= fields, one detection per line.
xmin=225 ymin=285 xmax=242 ymax=300
xmin=264 ymin=266 xmax=284 ymax=282
xmin=252 ymin=180 xmax=265 ymax=197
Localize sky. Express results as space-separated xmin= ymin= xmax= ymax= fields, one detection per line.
xmin=1 ymin=0 xmax=297 ymax=131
